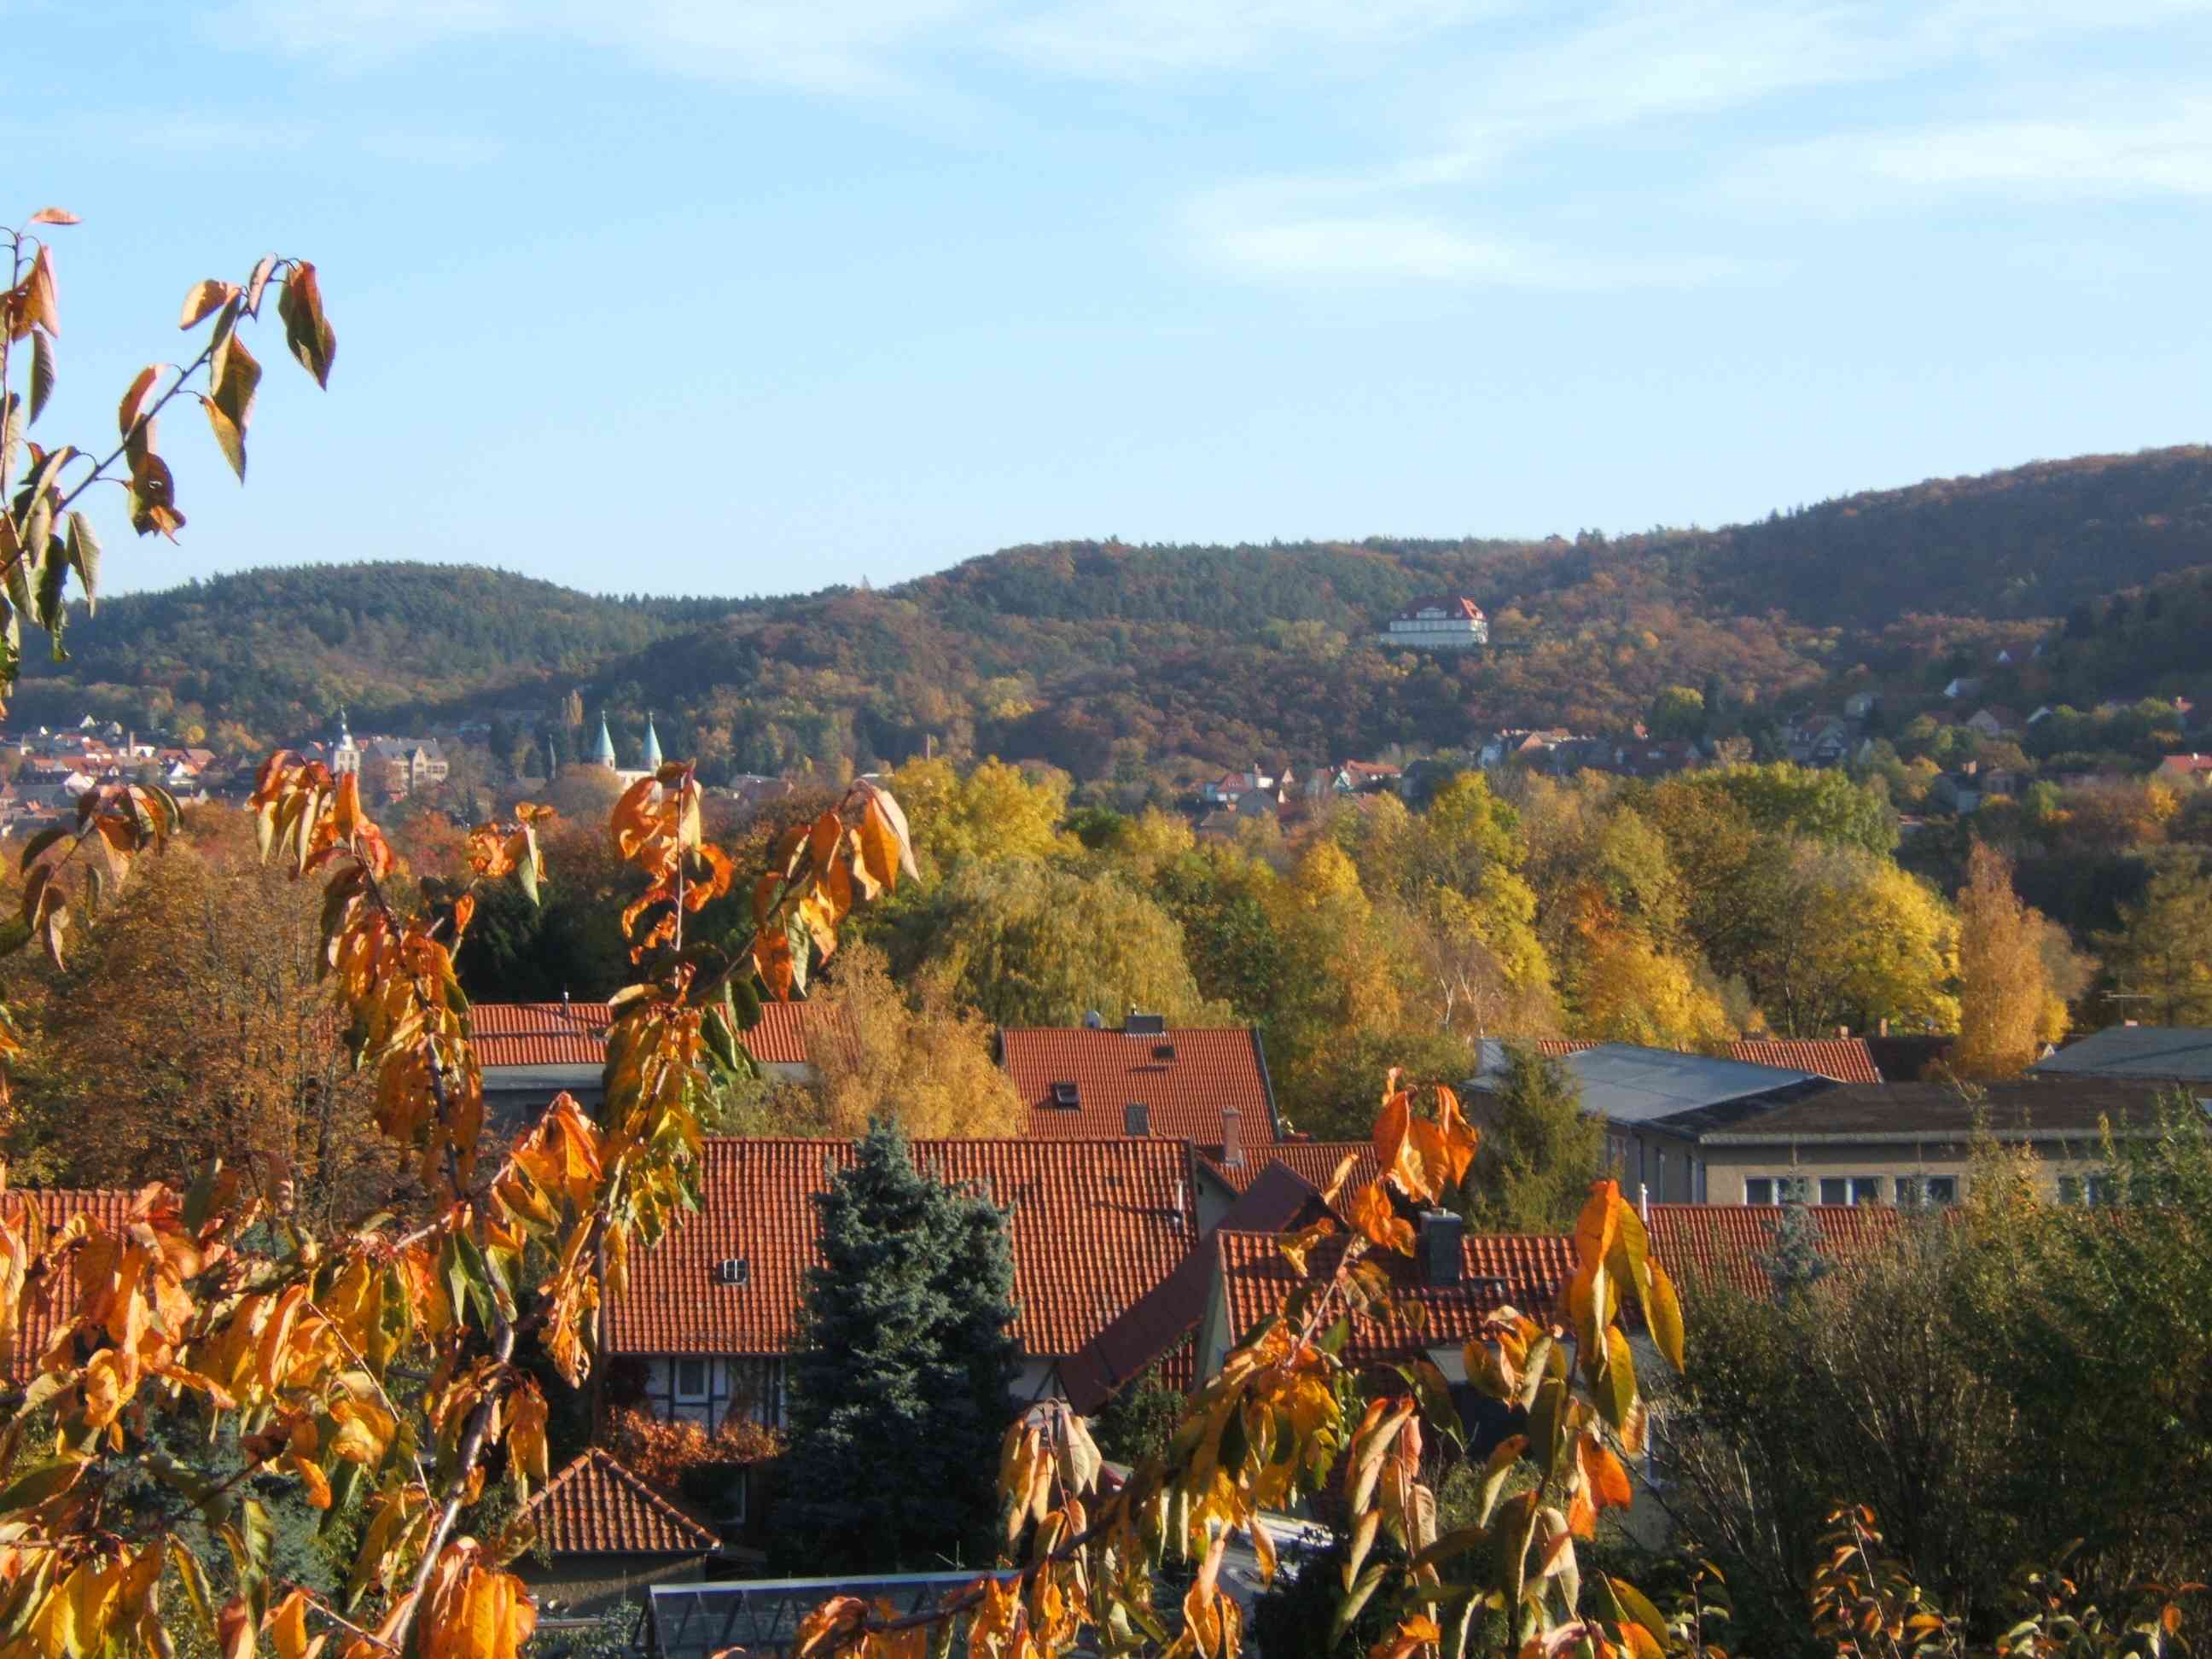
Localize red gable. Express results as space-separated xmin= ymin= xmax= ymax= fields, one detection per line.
xmin=1001 ymin=1027 xmax=1278 ymax=1150
xmin=521 ymin=1448 xmax=720 ymax=1557
xmin=608 ymin=1137 xmax=1202 ymax=1362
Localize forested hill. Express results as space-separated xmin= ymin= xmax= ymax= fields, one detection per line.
xmin=14 ymin=565 xmax=725 ymax=743
xmin=24 ymin=446 xmax=2212 ymax=768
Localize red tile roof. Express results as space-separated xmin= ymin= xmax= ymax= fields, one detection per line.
xmin=1644 ymin=1202 xmax=1900 ymax=1298
xmin=1533 ymin=1039 xmax=1598 ymax=1058
xmin=608 ymin=1138 xmax=1202 ymax=1362
xmin=1394 ymin=597 xmax=1486 ymax=621
xmin=1061 ymin=1161 xmax=1331 ymax=1413
xmin=470 ymin=1000 xmax=818 ymax=1068
xmin=1210 ymin=1142 xmax=1378 ymax=1196
xmin=3 ymin=1189 xmax=136 ymax=1382
xmin=521 ymin=1448 xmax=719 ymax=1557
xmin=1001 ymin=1027 xmax=1278 ymax=1149
xmin=1725 ymin=1039 xmax=1883 ymax=1084
xmin=1214 ymin=1226 xmax=1575 ymax=1367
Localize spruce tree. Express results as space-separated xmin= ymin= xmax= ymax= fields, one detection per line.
xmin=779 ymin=1118 xmax=1019 ymax=1572
xmin=1464 ymin=1044 xmax=1606 ymax=1233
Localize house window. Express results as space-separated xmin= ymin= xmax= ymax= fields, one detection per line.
xmin=1895 ymin=1174 xmax=1959 ymax=1207
xmin=1745 ymin=1177 xmax=1775 ymax=1204
xmin=1818 ymin=1177 xmax=1883 ymax=1205
xmin=676 ymin=1359 xmax=708 ymax=1400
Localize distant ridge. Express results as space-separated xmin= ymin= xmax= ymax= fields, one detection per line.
xmin=22 ymin=446 xmax=2212 ymax=774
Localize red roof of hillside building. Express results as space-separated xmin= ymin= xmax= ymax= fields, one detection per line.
xmin=608 ymin=1137 xmax=1202 ymax=1361
xmin=1725 ymin=1039 xmax=1882 ymax=1084
xmin=1533 ymin=1039 xmax=1598 ymax=1058
xmin=1644 ymin=1202 xmax=1900 ymax=1299
xmin=2158 ymin=753 xmax=2212 ymax=778
xmin=3 ymin=1189 xmax=137 ymax=1382
xmin=521 ymin=1448 xmax=719 ymax=1557
xmin=1214 ymin=1227 xmax=1575 ymax=1365
xmin=1061 ymin=1161 xmax=1331 ymax=1412
xmin=1001 ymin=1027 xmax=1278 ymax=1150
xmin=471 ymin=999 xmax=819 ymax=1068
xmin=1210 ymin=1141 xmax=1379 ymax=1196
xmin=1393 ymin=597 xmax=1487 ymax=621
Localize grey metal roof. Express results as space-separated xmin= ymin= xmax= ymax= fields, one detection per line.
xmin=2031 ymin=1026 xmax=2212 ymax=1081
xmin=1473 ymin=1041 xmax=1830 ymax=1133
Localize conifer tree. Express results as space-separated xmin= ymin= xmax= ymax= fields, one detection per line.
xmin=1464 ymin=1043 xmax=1606 ymax=1232
xmin=780 ymin=1117 xmax=1020 ymax=1572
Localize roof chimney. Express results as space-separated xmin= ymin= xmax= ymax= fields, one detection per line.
xmin=1221 ymin=1105 xmax=1243 ymax=1170
xmin=1878 ymin=1018 xmax=1889 ymax=1038
xmin=1638 ymin=1184 xmax=1650 ymax=1224
xmin=1418 ymin=1211 xmax=1464 ymax=1286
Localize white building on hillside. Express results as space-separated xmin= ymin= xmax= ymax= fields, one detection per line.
xmin=1377 ymin=597 xmax=1488 ymax=650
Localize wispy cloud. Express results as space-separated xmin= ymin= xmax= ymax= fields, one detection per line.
xmin=206 ymin=0 xmax=2212 ymax=286
xmin=1725 ymin=102 xmax=2212 ymax=213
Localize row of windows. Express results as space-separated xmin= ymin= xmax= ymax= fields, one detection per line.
xmin=1743 ymin=1174 xmax=1958 ymax=1206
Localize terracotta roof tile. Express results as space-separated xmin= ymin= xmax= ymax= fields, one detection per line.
xmin=1061 ymin=1161 xmax=1330 ymax=1412
xmin=608 ymin=1138 xmax=1201 ymax=1361
xmin=3 ymin=1189 xmax=137 ymax=1383
xmin=1214 ymin=1227 xmax=1575 ymax=1367
xmin=1001 ymin=1027 xmax=1278 ymax=1148
xmin=1725 ymin=1039 xmax=1883 ymax=1084
xmin=1644 ymin=1202 xmax=1900 ymax=1298
xmin=521 ymin=1448 xmax=719 ymax=1557
xmin=1533 ymin=1040 xmax=1598 ymax=1058
xmin=470 ymin=1000 xmax=819 ymax=1069
xmin=1211 ymin=1142 xmax=1378 ymax=1196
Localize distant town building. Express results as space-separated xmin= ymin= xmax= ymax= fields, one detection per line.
xmin=1377 ymin=597 xmax=1489 ymax=651
xmin=364 ymin=737 xmax=448 ymax=800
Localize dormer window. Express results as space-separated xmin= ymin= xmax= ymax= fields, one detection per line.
xmin=1050 ymin=1082 xmax=1080 ymax=1109
xmin=1153 ymin=1042 xmax=1176 ymax=1061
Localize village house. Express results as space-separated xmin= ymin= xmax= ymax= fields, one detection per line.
xmin=998 ymin=1016 xmax=1281 ymax=1167
xmin=1201 ymin=765 xmax=1277 ymax=806
xmin=1964 ymin=706 xmax=2023 ymax=739
xmin=2157 ymin=753 xmax=2212 ymax=786
xmin=1692 ymin=1078 xmax=2184 ymax=1206
xmin=604 ymin=1136 xmax=1208 ymax=1439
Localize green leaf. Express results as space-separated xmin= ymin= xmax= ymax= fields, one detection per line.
xmin=0 ymin=1457 xmax=84 ymax=1511
xmin=1475 ymin=1433 xmax=1527 ymax=1528
xmin=26 ymin=332 xmax=53 ymax=426
xmin=1397 ymin=1358 xmax=1464 ymax=1452
xmin=183 ymin=1157 xmax=223 ymax=1232
xmin=17 ymin=825 xmax=67 ymax=871
xmin=168 ymin=1538 xmax=217 ymax=1635
xmin=63 ymin=513 xmax=98 ymax=614
xmin=1329 ymin=1561 xmax=1389 ymax=1649
xmin=1605 ymin=1575 xmax=1669 ymax=1645
xmin=36 ymin=538 xmax=67 ymax=655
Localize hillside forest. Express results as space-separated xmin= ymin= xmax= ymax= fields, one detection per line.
xmin=21 ymin=446 xmax=2212 ymax=795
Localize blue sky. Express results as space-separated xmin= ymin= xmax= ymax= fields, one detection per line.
xmin=25 ymin=0 xmax=2212 ymax=597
